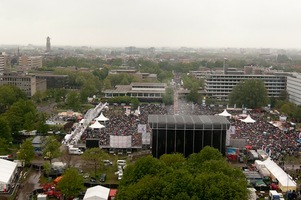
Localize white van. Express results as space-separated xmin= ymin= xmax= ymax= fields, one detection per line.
xmin=269 ymin=190 xmax=280 ymax=200
xmin=69 ymin=147 xmax=83 ymax=155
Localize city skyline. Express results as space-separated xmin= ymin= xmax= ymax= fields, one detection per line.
xmin=1 ymin=0 xmax=301 ymax=49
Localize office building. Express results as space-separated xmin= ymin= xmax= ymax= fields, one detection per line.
xmin=148 ymin=115 xmax=230 ymax=158
xmin=204 ymin=74 xmax=286 ymax=101
xmin=287 ymin=74 xmax=301 ymax=106
xmin=104 ymin=82 xmax=166 ymax=102
xmin=19 ymin=55 xmax=42 ymax=69
xmin=0 ymin=72 xmax=46 ymax=97
xmin=36 ymin=74 xmax=69 ymax=89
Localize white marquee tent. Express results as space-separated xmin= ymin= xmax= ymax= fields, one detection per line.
xmin=0 ymin=159 xmax=18 ymax=192
xmin=262 ymin=158 xmax=296 ymax=192
xmin=83 ymin=185 xmax=110 ymax=200
xmin=95 ymin=113 xmax=109 ymax=122
xmin=89 ymin=121 xmax=105 ymax=129
xmin=217 ymin=109 xmax=232 ymax=117
xmin=240 ymin=115 xmax=256 ymax=123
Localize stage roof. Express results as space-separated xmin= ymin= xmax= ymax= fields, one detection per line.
xmin=148 ymin=115 xmax=230 ymax=130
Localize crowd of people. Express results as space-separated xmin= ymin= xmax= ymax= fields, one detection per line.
xmin=80 ymin=103 xmax=169 ymax=147
xmin=68 ymin=99 xmax=300 ymax=164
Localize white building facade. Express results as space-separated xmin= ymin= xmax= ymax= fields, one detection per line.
xmin=287 ymin=74 xmax=301 ymax=106
xmin=204 ymin=74 xmax=287 ymax=101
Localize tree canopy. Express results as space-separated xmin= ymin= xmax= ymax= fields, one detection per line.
xmin=81 ymin=148 xmax=109 ymax=178
xmin=17 ymin=139 xmax=35 ymax=166
xmin=116 ymin=146 xmax=249 ymax=200
xmin=229 ymin=79 xmax=269 ymax=109
xmin=42 ymin=136 xmax=61 ymax=164
xmin=0 ymin=85 xmax=27 ymax=114
xmin=56 ymin=168 xmax=85 ymax=198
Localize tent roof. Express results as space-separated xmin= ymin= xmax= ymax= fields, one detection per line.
xmin=0 ymin=159 xmax=17 ymax=184
xmin=95 ymin=113 xmax=109 ymax=122
xmin=89 ymin=121 xmax=105 ymax=129
xmin=148 ymin=115 xmax=230 ymax=130
xmin=79 ymin=118 xmax=86 ymax=124
xmin=240 ymin=115 xmax=256 ymax=123
xmin=217 ymin=109 xmax=232 ymax=117
xmin=262 ymin=158 xmax=296 ymax=188
xmin=83 ymin=185 xmax=110 ymax=200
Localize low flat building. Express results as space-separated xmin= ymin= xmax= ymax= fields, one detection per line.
xmin=35 ymin=73 xmax=69 ymax=89
xmin=104 ymin=82 xmax=166 ymax=102
xmin=0 ymin=72 xmax=46 ymax=97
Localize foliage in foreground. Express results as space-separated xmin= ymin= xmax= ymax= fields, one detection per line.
xmin=116 ymin=146 xmax=249 ymax=200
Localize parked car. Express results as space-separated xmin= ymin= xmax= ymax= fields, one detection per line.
xmin=103 ymin=160 xmax=113 ymax=166
xmin=100 ymin=173 xmax=106 ymax=182
xmin=83 ymin=173 xmax=90 ymax=179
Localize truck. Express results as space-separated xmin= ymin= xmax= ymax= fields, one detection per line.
xmin=69 ymin=147 xmax=83 ymax=155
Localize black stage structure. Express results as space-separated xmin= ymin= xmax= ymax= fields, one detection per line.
xmin=148 ymin=115 xmax=230 ymax=158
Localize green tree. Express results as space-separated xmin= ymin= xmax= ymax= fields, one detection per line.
xmin=280 ymin=102 xmax=296 ymax=117
xmin=81 ymin=148 xmax=109 ymax=178
xmin=278 ymin=90 xmax=289 ymax=101
xmin=130 ymin=98 xmax=140 ymax=110
xmin=57 ymin=168 xmax=84 ymax=199
xmin=0 ymin=117 xmax=12 ymax=144
xmin=18 ymin=139 xmax=35 ymax=166
xmin=4 ymin=99 xmax=37 ymax=134
xmin=119 ymin=155 xmax=167 ymax=187
xmin=229 ymin=79 xmax=269 ymax=109
xmin=160 ymin=153 xmax=186 ymax=170
xmin=66 ymin=91 xmax=81 ymax=111
xmin=43 ymin=162 xmax=51 ymax=178
xmin=117 ymin=147 xmax=248 ymax=200
xmin=34 ymin=113 xmax=50 ymax=134
xmin=0 ymin=84 xmax=27 ymax=114
xmin=187 ymin=146 xmax=224 ymax=174
xmin=162 ymin=87 xmax=174 ymax=105
xmin=42 ymin=136 xmax=61 ymax=164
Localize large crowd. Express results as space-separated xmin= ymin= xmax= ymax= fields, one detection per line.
xmin=70 ymin=99 xmax=300 ymax=162
xmin=80 ymin=104 xmax=169 ymax=147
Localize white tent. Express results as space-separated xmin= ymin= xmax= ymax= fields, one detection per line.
xmin=217 ymin=109 xmax=232 ymax=117
xmin=240 ymin=115 xmax=256 ymax=123
xmin=262 ymin=158 xmax=296 ymax=192
xmin=89 ymin=121 xmax=105 ymax=129
xmin=95 ymin=113 xmax=109 ymax=122
xmin=83 ymin=185 xmax=110 ymax=200
xmin=0 ymin=159 xmax=18 ymax=192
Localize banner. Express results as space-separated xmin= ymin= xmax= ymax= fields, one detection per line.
xmin=138 ymin=124 xmax=146 ymax=134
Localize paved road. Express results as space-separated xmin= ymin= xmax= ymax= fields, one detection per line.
xmin=16 ymin=169 xmax=41 ymax=200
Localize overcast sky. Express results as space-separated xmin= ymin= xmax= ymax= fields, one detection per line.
xmin=1 ymin=0 xmax=301 ymax=48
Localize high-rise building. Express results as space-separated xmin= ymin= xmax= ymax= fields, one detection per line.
xmin=0 ymin=53 xmax=8 ymax=74
xmin=46 ymin=36 xmax=51 ymax=52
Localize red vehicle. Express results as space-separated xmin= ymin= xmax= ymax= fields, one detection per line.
xmin=270 ymin=182 xmax=279 ymax=190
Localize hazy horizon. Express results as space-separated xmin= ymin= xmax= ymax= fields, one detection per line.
xmin=1 ymin=0 xmax=301 ymax=49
